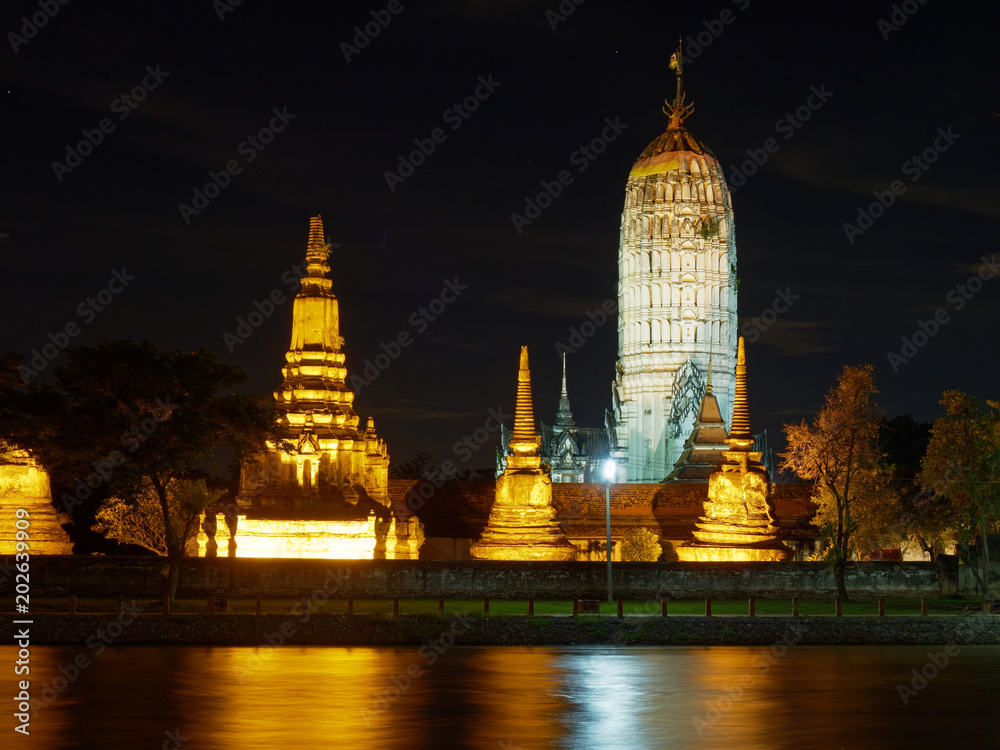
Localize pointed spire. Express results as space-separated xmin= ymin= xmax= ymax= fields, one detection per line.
xmin=555 ymin=351 xmax=575 ymax=428
xmin=305 ymin=215 xmax=331 ymax=278
xmin=727 ymin=337 xmax=753 ymax=449
xmin=508 ymin=346 xmax=540 ymax=458
xmin=664 ymin=38 xmax=695 ymax=130
xmin=706 ymin=349 xmax=714 ymax=396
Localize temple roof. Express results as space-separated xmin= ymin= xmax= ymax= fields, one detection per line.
xmin=664 ymin=386 xmax=730 ymax=483
xmin=630 ymin=40 xmax=718 ymax=176
xmin=554 ymin=351 xmax=575 ymax=428
xmin=635 ymin=127 xmax=709 ymax=162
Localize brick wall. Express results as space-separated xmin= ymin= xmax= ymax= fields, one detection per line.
xmin=9 ymin=556 xmax=950 ymax=599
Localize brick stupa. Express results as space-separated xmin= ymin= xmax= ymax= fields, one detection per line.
xmin=470 ymin=347 xmax=576 ymax=561
xmin=675 ymin=338 xmax=790 ymax=561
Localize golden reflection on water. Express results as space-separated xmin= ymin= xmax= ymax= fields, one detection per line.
xmin=3 ymin=644 xmax=999 ymax=750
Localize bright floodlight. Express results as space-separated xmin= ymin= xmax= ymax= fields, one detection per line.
xmin=602 ymin=459 xmax=616 ymax=482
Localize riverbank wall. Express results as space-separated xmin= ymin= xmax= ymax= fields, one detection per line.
xmin=5 ymin=557 xmax=956 ymax=599
xmin=7 ymin=612 xmax=998 ymax=647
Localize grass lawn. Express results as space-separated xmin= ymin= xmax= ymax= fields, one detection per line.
xmin=8 ymin=596 xmax=978 ymax=617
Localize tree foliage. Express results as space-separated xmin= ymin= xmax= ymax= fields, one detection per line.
xmin=0 ymin=340 xmax=280 ymax=598
xmin=620 ymin=527 xmax=663 ymax=562
xmin=95 ymin=478 xmax=220 ymax=558
xmin=781 ymin=364 xmax=896 ymax=599
xmin=919 ymin=391 xmax=1000 ymax=607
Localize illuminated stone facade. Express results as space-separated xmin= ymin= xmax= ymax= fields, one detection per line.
xmin=676 ymin=338 xmax=789 ymax=562
xmin=612 ymin=47 xmax=737 ymax=481
xmin=196 ymin=514 xmax=422 ymax=560
xmin=201 ymin=216 xmax=420 ymax=560
xmin=0 ymin=444 xmax=73 ymax=555
xmin=471 ymin=347 xmax=576 ymax=561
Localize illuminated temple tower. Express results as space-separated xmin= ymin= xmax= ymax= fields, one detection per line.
xmin=675 ymin=338 xmax=788 ymax=561
xmin=612 ymin=44 xmax=737 ymax=481
xmin=199 ymin=216 xmax=420 ymax=559
xmin=471 ymin=347 xmax=576 ymax=561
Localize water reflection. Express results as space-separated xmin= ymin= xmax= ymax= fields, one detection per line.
xmin=3 ymin=644 xmax=999 ymax=749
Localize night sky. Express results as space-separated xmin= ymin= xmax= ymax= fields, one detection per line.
xmin=2 ymin=0 xmax=998 ymax=472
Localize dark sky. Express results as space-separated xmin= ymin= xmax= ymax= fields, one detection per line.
xmin=2 ymin=0 xmax=998 ymax=472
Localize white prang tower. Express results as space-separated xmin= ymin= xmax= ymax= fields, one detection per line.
xmin=612 ymin=43 xmax=738 ymax=482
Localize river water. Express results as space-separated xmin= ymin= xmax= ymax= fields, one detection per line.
xmin=3 ymin=643 xmax=998 ymax=749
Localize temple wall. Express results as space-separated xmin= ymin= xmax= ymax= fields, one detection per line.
xmin=9 ymin=557 xmax=957 ymax=599
xmin=193 ymin=513 xmax=420 ymax=560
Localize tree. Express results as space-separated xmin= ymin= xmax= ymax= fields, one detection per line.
xmin=875 ymin=415 xmax=953 ymax=560
xmin=781 ymin=364 xmax=895 ymax=600
xmin=389 ymin=452 xmax=436 ymax=480
xmin=95 ymin=478 xmax=220 ymax=560
xmin=620 ymin=527 xmax=662 ymax=562
xmin=0 ymin=341 xmax=280 ymax=599
xmin=919 ymin=391 xmax=1000 ymax=610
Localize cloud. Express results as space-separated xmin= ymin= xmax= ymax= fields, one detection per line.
xmin=496 ymin=287 xmax=615 ymax=319
xmin=754 ymin=319 xmax=835 ymax=356
xmin=365 ymin=401 xmax=482 ymax=421
xmin=771 ymin=147 xmax=1000 ymax=221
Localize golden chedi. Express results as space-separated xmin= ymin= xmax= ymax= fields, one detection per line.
xmin=197 ymin=216 xmax=421 ymax=560
xmin=471 ymin=347 xmax=576 ymax=561
xmin=676 ymin=338 xmax=789 ymax=561
xmin=0 ymin=444 xmax=73 ymax=555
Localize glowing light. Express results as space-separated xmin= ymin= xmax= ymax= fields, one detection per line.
xmin=197 ymin=515 xmax=378 ymax=560
xmin=602 ymin=459 xmax=616 ymax=482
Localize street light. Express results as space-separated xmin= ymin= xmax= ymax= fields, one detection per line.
xmin=602 ymin=458 xmax=616 ymax=604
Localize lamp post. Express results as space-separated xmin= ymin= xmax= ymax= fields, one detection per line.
xmin=602 ymin=459 xmax=615 ymax=603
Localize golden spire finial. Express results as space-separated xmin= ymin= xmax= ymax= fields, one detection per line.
xmin=509 ymin=346 xmax=540 ymax=457
xmin=664 ymin=38 xmax=695 ymax=129
xmin=727 ymin=336 xmax=753 ymax=449
xmin=706 ymin=347 xmax=714 ymax=395
xmin=305 ymin=215 xmax=331 ymax=278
